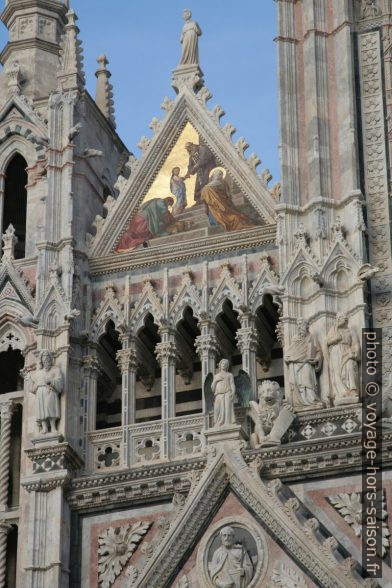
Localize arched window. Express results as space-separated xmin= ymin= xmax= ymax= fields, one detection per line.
xmin=3 ymin=154 xmax=28 ymax=259
xmin=96 ymin=321 xmax=122 ymax=429
xmin=0 ymin=349 xmax=24 ymax=394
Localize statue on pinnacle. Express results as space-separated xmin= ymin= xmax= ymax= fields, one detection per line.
xmin=179 ymin=9 xmax=202 ymax=66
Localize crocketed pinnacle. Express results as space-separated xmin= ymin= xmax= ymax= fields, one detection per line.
xmin=95 ymin=54 xmax=116 ymax=128
xmin=57 ymin=9 xmax=85 ymax=91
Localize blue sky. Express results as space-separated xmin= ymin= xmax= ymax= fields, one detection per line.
xmin=1 ymin=1 xmax=280 ymax=180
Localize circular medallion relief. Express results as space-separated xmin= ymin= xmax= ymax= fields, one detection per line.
xmin=196 ymin=516 xmax=268 ymax=588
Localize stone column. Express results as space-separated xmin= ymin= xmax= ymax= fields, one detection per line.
xmin=0 ymin=521 xmax=11 ymax=588
xmin=155 ymin=328 xmax=177 ymax=460
xmin=82 ymin=355 xmax=100 ymax=466
xmin=0 ymin=402 xmax=14 ymax=512
xmin=195 ymin=319 xmax=219 ymax=427
xmin=116 ymin=340 xmax=138 ymax=466
xmin=236 ymin=313 xmax=258 ymax=399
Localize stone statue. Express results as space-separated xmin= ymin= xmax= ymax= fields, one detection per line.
xmin=362 ymin=0 xmax=380 ymax=18
xmin=27 ymin=350 xmax=63 ymax=434
xmin=209 ymin=526 xmax=254 ymax=588
xmin=327 ymin=313 xmax=360 ymax=405
xmin=248 ymin=380 xmax=295 ymax=448
xmin=211 ymin=359 xmax=236 ymax=427
xmin=179 ymin=9 xmax=202 ymax=66
xmin=284 ymin=318 xmax=323 ymax=410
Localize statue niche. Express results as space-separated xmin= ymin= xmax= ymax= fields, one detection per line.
xmin=27 ymin=350 xmax=63 ymax=434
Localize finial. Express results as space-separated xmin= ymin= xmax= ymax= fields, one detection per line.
xmin=95 ymin=54 xmax=116 ymax=128
xmin=172 ymin=10 xmax=204 ymax=94
xmin=57 ymin=9 xmax=85 ymax=91
xmin=2 ymin=224 xmax=17 ymax=260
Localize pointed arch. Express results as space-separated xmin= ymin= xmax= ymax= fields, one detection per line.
xmin=2 ymin=153 xmax=28 ymax=259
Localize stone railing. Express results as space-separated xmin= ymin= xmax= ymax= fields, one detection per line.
xmin=87 ymin=414 xmax=205 ymax=472
xmin=86 ymin=404 xmax=363 ymax=473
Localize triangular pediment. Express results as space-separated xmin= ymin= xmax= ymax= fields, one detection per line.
xmin=0 ymin=259 xmax=34 ymax=315
xmin=0 ymin=280 xmax=20 ymax=302
xmin=90 ymin=86 xmax=276 ymax=257
xmin=0 ymin=93 xmax=48 ymax=140
xmin=131 ymin=444 xmax=368 ymax=587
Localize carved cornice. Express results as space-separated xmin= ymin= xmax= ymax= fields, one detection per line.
xmin=25 ymin=442 xmax=84 ymax=474
xmin=22 ymin=472 xmax=71 ymax=493
xmin=89 ymin=225 xmax=276 ymax=276
xmin=67 ymin=458 xmax=206 ymax=510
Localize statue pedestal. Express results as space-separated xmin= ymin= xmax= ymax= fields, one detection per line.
xmin=172 ymin=63 xmax=204 ymax=93
xmin=204 ymin=424 xmax=247 ymax=446
xmin=334 ymin=396 xmax=359 ymax=407
xmin=31 ymin=432 xmax=64 ymax=447
xmin=294 ymin=402 xmax=324 ymax=413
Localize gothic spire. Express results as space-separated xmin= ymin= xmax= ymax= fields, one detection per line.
xmin=0 ymin=0 xmax=68 ymax=99
xmin=95 ymin=54 xmax=116 ymax=128
xmin=57 ymin=9 xmax=85 ymax=91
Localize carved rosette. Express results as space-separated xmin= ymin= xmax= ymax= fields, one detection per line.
xmin=97 ymin=521 xmax=151 ymax=587
xmin=329 ymin=491 xmax=390 ymax=557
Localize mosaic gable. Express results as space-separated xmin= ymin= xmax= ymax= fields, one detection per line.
xmin=115 ymin=122 xmax=264 ymax=253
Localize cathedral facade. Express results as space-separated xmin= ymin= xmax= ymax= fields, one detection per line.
xmin=0 ymin=1 xmax=390 ymax=586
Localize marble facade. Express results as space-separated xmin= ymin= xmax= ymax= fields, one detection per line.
xmin=0 ymin=1 xmax=390 ymax=587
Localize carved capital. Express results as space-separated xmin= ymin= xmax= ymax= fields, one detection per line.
xmin=155 ymin=341 xmax=177 ymax=365
xmin=83 ymin=355 xmax=100 ymax=377
xmin=195 ymin=334 xmax=219 ymax=358
xmin=236 ymin=327 xmax=258 ymax=353
xmin=0 ymin=401 xmax=14 ymax=422
xmin=116 ymin=348 xmax=138 ymax=373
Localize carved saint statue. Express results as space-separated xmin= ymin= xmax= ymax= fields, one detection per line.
xmin=284 ymin=318 xmax=323 ymax=410
xmin=204 ymin=363 xmax=252 ymax=429
xmin=362 ymin=0 xmax=380 ymax=18
xmin=27 ymin=350 xmax=63 ymax=434
xmin=179 ymin=9 xmax=202 ymax=66
xmin=327 ymin=313 xmax=360 ymax=405
xmin=211 ymin=359 xmax=236 ymax=427
xmin=248 ymin=380 xmax=295 ymax=448
xmin=209 ymin=526 xmax=254 ymax=588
